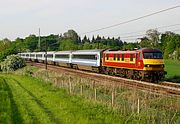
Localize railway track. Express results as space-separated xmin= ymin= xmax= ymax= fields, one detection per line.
xmin=159 ymin=81 xmax=180 ymax=88
xmin=28 ymin=62 xmax=180 ymax=98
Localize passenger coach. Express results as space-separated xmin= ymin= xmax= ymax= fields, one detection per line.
xmin=71 ymin=49 xmax=104 ymax=72
xmin=54 ymin=51 xmax=72 ymax=67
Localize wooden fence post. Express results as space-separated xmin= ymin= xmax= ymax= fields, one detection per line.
xmin=54 ymin=77 xmax=58 ymax=87
xmin=137 ymin=98 xmax=140 ymax=114
xmin=112 ymin=91 xmax=115 ymax=107
xmin=80 ymin=85 xmax=83 ymax=96
xmin=94 ymin=88 xmax=97 ymax=101
xmin=69 ymin=82 xmax=72 ymax=94
xmin=61 ymin=80 xmax=63 ymax=88
xmin=69 ymin=77 xmax=72 ymax=94
xmin=92 ymin=81 xmax=95 ymax=89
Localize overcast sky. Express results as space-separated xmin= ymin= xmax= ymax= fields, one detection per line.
xmin=0 ymin=0 xmax=180 ymax=41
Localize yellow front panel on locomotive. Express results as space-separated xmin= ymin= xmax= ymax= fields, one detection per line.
xmin=143 ymin=59 xmax=164 ymax=65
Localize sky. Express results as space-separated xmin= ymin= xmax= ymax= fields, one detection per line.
xmin=0 ymin=0 xmax=180 ymax=42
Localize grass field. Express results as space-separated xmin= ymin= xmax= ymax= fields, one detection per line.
xmin=164 ymin=59 xmax=180 ymax=82
xmin=1 ymin=64 xmax=180 ymax=123
xmin=1 ymin=66 xmax=180 ymax=124
xmin=0 ymin=74 xmax=122 ymax=124
xmin=165 ymin=59 xmax=180 ymax=77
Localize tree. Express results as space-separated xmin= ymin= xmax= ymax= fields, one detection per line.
xmin=59 ymin=39 xmax=78 ymax=51
xmin=161 ymin=32 xmax=180 ymax=59
xmin=92 ymin=35 xmax=95 ymax=43
xmin=0 ymin=55 xmax=25 ymax=72
xmin=139 ymin=37 xmax=152 ymax=48
xmin=146 ymin=29 xmax=160 ymax=48
xmin=82 ymin=35 xmax=90 ymax=43
xmin=63 ymin=30 xmax=79 ymax=44
xmin=0 ymin=38 xmax=11 ymax=52
xmin=83 ymin=42 xmax=92 ymax=49
xmin=24 ymin=35 xmax=38 ymax=52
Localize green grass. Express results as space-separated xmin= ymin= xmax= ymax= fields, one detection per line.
xmin=164 ymin=59 xmax=180 ymax=82
xmin=165 ymin=59 xmax=180 ymax=77
xmin=1 ymin=66 xmax=180 ymax=123
xmin=0 ymin=74 xmax=122 ymax=124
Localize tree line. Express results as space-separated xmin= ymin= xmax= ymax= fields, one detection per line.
xmin=0 ymin=29 xmax=180 ymax=62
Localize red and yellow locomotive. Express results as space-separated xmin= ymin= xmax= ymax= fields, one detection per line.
xmin=101 ymin=48 xmax=166 ymax=82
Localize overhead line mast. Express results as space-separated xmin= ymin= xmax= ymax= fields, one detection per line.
xmin=38 ymin=28 xmax=41 ymax=50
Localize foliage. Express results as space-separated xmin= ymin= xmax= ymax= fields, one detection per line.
xmin=0 ymin=29 xmax=180 ymax=61
xmin=59 ymin=39 xmax=78 ymax=50
xmin=0 ymin=45 xmax=19 ymax=62
xmin=139 ymin=37 xmax=152 ymax=48
xmin=161 ymin=32 xmax=180 ymax=59
xmin=0 ymin=38 xmax=11 ymax=52
xmin=146 ymin=29 xmax=160 ymax=48
xmin=63 ymin=29 xmax=80 ymax=44
xmin=0 ymin=55 xmax=26 ymax=72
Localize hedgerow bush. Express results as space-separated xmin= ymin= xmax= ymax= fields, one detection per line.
xmin=0 ymin=55 xmax=26 ymax=72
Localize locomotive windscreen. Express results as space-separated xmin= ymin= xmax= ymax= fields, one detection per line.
xmin=144 ymin=52 xmax=163 ymax=59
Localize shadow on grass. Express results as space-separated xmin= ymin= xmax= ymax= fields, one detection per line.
xmin=3 ymin=79 xmax=23 ymax=124
xmin=165 ymin=75 xmax=180 ymax=83
xmin=12 ymin=78 xmax=61 ymax=124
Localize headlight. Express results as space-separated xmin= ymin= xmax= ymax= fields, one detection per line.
xmin=144 ymin=64 xmax=150 ymax=67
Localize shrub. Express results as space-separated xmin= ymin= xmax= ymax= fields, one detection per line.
xmin=0 ymin=55 xmax=26 ymax=72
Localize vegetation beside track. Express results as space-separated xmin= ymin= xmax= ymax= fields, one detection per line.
xmin=165 ymin=59 xmax=180 ymax=82
xmin=0 ymin=73 xmax=122 ymax=124
xmin=1 ymin=66 xmax=178 ymax=124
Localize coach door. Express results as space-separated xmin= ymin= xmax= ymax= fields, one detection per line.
xmin=135 ymin=53 xmax=140 ymax=68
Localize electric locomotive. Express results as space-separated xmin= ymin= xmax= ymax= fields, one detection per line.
xmin=102 ymin=48 xmax=166 ymax=82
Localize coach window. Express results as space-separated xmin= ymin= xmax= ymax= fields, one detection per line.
xmin=122 ymin=54 xmax=124 ymax=61
xmin=37 ymin=54 xmax=42 ymax=58
xmin=47 ymin=54 xmax=53 ymax=58
xmin=56 ymin=55 xmax=69 ymax=58
xmin=117 ymin=54 xmax=120 ymax=61
xmin=30 ymin=54 xmax=35 ymax=57
xmin=73 ymin=55 xmax=96 ymax=60
xmin=106 ymin=54 xmax=109 ymax=60
xmin=113 ymin=54 xmax=116 ymax=60
xmin=130 ymin=54 xmax=133 ymax=61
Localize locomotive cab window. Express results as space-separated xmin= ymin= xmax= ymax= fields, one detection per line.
xmin=144 ymin=52 xmax=163 ymax=59
xmin=130 ymin=54 xmax=133 ymax=61
xmin=122 ymin=54 xmax=124 ymax=61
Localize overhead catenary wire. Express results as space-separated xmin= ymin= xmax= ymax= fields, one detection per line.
xmin=102 ymin=23 xmax=180 ymax=40
xmin=121 ymin=29 xmax=180 ymax=41
xmin=80 ymin=5 xmax=180 ymax=35
xmin=109 ymin=23 xmax=180 ymax=38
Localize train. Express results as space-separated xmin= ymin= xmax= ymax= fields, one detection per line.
xmin=18 ymin=48 xmax=167 ymax=82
